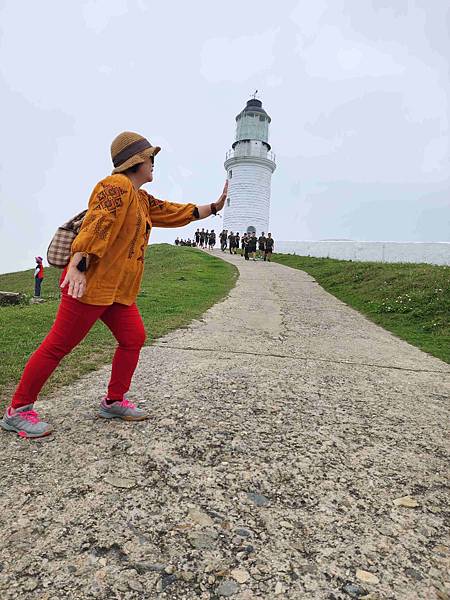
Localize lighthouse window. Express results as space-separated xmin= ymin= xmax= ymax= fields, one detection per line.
xmin=259 ymin=116 xmax=265 ymax=121
xmin=227 ymin=198 xmax=230 ymax=207
xmin=228 ymin=170 xmax=232 ymax=178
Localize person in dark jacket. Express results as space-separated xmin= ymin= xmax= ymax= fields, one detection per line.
xmin=264 ymin=233 xmax=274 ymax=261
xmin=220 ymin=230 xmax=227 ymax=251
xmin=258 ymin=232 xmax=266 ymax=260
xmin=248 ymin=232 xmax=257 ymax=260
xmin=228 ymin=231 xmax=235 ymax=254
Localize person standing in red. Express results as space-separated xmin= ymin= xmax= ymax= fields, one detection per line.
xmin=1 ymin=131 xmax=227 ymax=439
xmin=34 ymin=256 xmax=44 ymax=298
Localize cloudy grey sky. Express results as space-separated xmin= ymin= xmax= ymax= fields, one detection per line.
xmin=0 ymin=0 xmax=448 ymax=274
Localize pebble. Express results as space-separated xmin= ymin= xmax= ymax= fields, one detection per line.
xmin=230 ymin=568 xmax=250 ymax=583
xmin=275 ymin=581 xmax=284 ymax=595
xmin=188 ymin=508 xmax=214 ymax=527
xmin=23 ymin=579 xmax=38 ymax=591
xmin=104 ymin=475 xmax=136 ymax=489
xmin=216 ymin=579 xmax=239 ymax=596
xmin=188 ymin=531 xmax=218 ymax=550
xmin=246 ymin=492 xmax=270 ymax=507
xmin=393 ymin=495 xmax=419 ymax=508
xmin=356 ymin=570 xmax=380 ymax=585
xmin=344 ymin=583 xmax=366 ymax=597
xmin=235 ymin=527 xmax=253 ymax=538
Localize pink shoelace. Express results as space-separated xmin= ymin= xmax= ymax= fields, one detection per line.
xmin=105 ymin=398 xmax=136 ymax=409
xmin=14 ymin=409 xmax=40 ymax=423
xmin=119 ymin=398 xmax=136 ymax=409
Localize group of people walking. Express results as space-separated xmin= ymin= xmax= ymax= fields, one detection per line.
xmin=175 ymin=229 xmax=217 ymax=249
xmin=219 ymin=230 xmax=275 ymax=261
xmin=175 ymin=229 xmax=275 ymax=261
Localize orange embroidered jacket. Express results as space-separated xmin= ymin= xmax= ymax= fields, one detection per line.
xmin=70 ymin=174 xmax=197 ymax=306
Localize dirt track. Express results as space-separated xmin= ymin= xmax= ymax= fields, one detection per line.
xmin=1 ymin=250 xmax=449 ymax=599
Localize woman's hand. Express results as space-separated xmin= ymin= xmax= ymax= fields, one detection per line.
xmin=196 ymin=181 xmax=229 ymax=219
xmin=60 ymin=252 xmax=87 ymax=298
xmin=215 ymin=180 xmax=228 ymax=212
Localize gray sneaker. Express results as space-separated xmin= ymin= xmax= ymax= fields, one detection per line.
xmin=98 ymin=397 xmax=148 ymax=421
xmin=0 ymin=404 xmax=53 ymax=438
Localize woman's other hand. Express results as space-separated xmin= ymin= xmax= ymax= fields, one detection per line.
xmin=60 ymin=253 xmax=87 ymax=298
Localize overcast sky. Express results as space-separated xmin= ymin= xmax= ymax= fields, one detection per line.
xmin=0 ymin=0 xmax=448 ymax=274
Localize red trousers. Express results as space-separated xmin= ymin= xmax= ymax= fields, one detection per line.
xmin=12 ymin=286 xmax=146 ymax=409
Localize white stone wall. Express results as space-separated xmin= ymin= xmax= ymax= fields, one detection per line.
xmin=276 ymin=241 xmax=450 ymax=266
xmin=223 ymin=162 xmax=273 ymax=235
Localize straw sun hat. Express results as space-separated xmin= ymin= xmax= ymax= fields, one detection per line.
xmin=110 ymin=131 xmax=161 ymax=174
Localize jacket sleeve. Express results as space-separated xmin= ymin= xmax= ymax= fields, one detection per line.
xmin=146 ymin=194 xmax=198 ymax=228
xmin=71 ymin=178 xmax=132 ymax=259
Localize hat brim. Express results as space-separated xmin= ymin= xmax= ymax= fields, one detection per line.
xmin=112 ymin=145 xmax=161 ymax=174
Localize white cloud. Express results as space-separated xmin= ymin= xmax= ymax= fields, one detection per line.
xmin=296 ymin=26 xmax=405 ymax=80
xmin=82 ymin=0 xmax=129 ymax=33
xmin=200 ymin=29 xmax=279 ymax=83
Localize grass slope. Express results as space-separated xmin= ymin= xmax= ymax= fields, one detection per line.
xmin=0 ymin=244 xmax=237 ymax=405
xmin=271 ymin=254 xmax=449 ymax=364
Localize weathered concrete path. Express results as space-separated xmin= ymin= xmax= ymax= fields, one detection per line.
xmin=1 ymin=251 xmax=449 ymax=600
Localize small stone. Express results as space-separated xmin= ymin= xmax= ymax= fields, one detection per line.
xmin=235 ymin=527 xmax=253 ymax=538
xmin=188 ymin=509 xmax=214 ymax=527
xmin=99 ymin=558 xmax=107 ymax=566
xmin=231 ymin=568 xmax=250 ymax=583
xmin=22 ymin=579 xmax=38 ymax=592
xmin=405 ymin=567 xmax=422 ymax=581
xmin=104 ymin=475 xmax=136 ymax=489
xmin=279 ymin=520 xmax=293 ymax=529
xmin=246 ymin=492 xmax=270 ymax=507
xmin=275 ymin=581 xmax=284 ymax=595
xmin=128 ymin=580 xmax=143 ymax=592
xmin=393 ymin=495 xmax=419 ymax=508
xmin=188 ymin=531 xmax=218 ymax=550
xmin=238 ymin=592 xmax=254 ymax=600
xmin=216 ymin=579 xmax=239 ymax=596
xmin=356 ymin=570 xmax=380 ymax=585
xmin=94 ymin=570 xmax=106 ymax=586
xmin=160 ymin=574 xmax=177 ymax=591
xmin=344 ymin=583 xmax=366 ymax=597
xmin=134 ymin=562 xmax=166 ymax=574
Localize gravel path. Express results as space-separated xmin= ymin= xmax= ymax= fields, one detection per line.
xmin=1 ymin=250 xmax=449 ymax=600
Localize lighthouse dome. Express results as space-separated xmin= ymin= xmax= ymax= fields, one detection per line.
xmin=234 ymin=98 xmax=271 ymax=148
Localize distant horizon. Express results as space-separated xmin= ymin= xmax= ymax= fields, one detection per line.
xmin=2 ymin=238 xmax=450 ymax=277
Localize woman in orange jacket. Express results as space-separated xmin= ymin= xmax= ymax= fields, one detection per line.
xmin=1 ymin=131 xmax=227 ymax=438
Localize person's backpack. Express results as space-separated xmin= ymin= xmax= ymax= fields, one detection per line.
xmin=47 ymin=209 xmax=87 ymax=268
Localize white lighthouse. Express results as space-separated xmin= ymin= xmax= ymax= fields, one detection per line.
xmin=223 ymin=97 xmax=276 ymax=236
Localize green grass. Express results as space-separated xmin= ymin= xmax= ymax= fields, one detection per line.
xmin=271 ymin=254 xmax=450 ymax=364
xmin=0 ymin=244 xmax=238 ymax=406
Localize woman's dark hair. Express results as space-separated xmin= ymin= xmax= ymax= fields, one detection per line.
xmin=126 ymin=163 xmax=141 ymax=174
